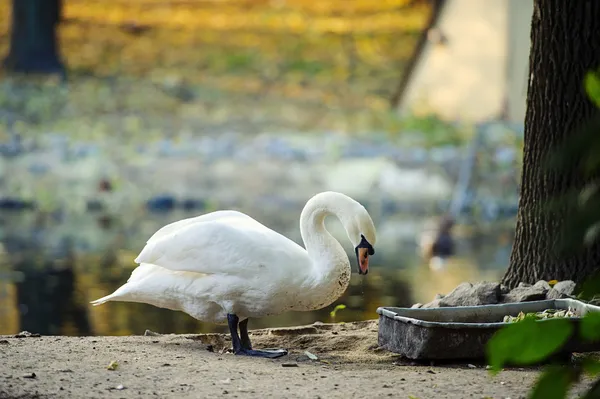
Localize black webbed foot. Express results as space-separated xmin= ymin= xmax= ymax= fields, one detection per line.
xmin=234 ymin=348 xmax=288 ymax=358
xmin=227 ymin=314 xmax=288 ymax=359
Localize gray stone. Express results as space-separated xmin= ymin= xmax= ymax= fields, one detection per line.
xmin=547 ymin=288 xmax=566 ymax=299
xmin=500 ymin=284 xmax=510 ymax=295
xmin=547 ymin=280 xmax=576 ymax=299
xmin=437 ymin=282 xmax=502 ymax=307
xmin=553 ymin=280 xmax=576 ymax=296
xmin=422 ymin=299 xmax=443 ymax=309
xmin=533 ymin=280 xmax=551 ymax=291
xmin=411 ymin=303 xmax=423 ymax=309
xmin=503 ymin=282 xmax=548 ymax=303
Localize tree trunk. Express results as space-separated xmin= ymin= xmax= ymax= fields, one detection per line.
xmin=3 ymin=0 xmax=64 ymax=74
xmin=503 ymin=0 xmax=600 ymax=288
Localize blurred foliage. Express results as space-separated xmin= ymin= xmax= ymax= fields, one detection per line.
xmin=577 ymin=273 xmax=600 ymax=304
xmin=487 ymin=315 xmax=574 ymax=375
xmin=0 ymin=0 xmax=456 ymax=138
xmin=64 ymin=0 xmax=429 ymax=34
xmin=487 ymin=68 xmax=600 ymax=399
xmin=394 ymin=112 xmax=466 ymax=146
xmin=487 ymin=310 xmax=600 ymax=399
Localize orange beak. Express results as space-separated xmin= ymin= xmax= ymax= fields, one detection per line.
xmin=357 ymin=247 xmax=370 ymax=275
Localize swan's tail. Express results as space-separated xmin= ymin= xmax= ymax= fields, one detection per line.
xmin=90 ymin=282 xmax=135 ymax=306
xmin=90 ymin=291 xmax=122 ymax=306
xmin=91 ymin=295 xmax=112 ymax=306
xmin=89 ymin=263 xmax=201 ymax=310
xmin=89 ymin=263 xmax=169 ymax=307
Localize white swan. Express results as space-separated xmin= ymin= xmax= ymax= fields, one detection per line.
xmin=91 ymin=191 xmax=376 ymax=358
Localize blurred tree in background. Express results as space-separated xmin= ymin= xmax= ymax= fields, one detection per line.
xmin=3 ymin=0 xmax=64 ymax=74
xmin=503 ymin=0 xmax=600 ymax=289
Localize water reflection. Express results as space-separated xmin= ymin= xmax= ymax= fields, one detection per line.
xmin=0 ymin=209 xmax=512 ymax=336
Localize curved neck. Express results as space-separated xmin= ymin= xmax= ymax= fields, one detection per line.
xmin=299 ymin=193 xmax=353 ymax=281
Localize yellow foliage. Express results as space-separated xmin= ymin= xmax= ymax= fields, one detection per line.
xmin=0 ymin=0 xmax=432 ymax=133
xmin=63 ymin=0 xmax=428 ymax=34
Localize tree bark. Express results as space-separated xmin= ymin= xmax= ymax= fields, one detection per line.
xmin=503 ymin=0 xmax=600 ymax=288
xmin=3 ymin=0 xmax=64 ymax=74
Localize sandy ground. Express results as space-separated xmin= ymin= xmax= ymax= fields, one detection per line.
xmin=0 ymin=320 xmax=593 ymax=399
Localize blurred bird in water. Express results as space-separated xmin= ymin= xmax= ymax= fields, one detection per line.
xmin=418 ymin=215 xmax=455 ymax=270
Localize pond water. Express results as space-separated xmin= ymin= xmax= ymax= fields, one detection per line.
xmin=0 ymin=207 xmax=514 ymax=337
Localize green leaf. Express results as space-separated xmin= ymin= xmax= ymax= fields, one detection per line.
xmin=330 ymin=304 xmax=346 ymax=318
xmin=106 ymin=360 xmax=119 ymax=370
xmin=585 ymin=71 xmax=600 ymax=108
xmin=582 ymin=358 xmax=600 ymax=376
xmin=581 ymin=312 xmax=600 ymax=341
xmin=487 ymin=317 xmax=573 ymax=374
xmin=528 ymin=366 xmax=575 ymax=399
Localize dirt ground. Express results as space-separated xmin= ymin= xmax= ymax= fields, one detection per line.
xmin=0 ymin=320 xmax=593 ymax=399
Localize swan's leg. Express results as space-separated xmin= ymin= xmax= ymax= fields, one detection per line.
xmin=226 ymin=313 xmax=243 ymax=350
xmin=239 ymin=318 xmax=252 ymax=350
xmin=226 ymin=314 xmax=288 ymax=359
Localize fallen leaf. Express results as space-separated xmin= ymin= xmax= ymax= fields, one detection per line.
xmin=107 ymin=361 xmax=119 ymax=371
xmin=330 ymin=304 xmax=347 ymax=318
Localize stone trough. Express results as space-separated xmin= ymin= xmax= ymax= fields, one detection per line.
xmin=376 ymin=280 xmax=600 ymax=360
xmin=377 ymin=298 xmax=600 ymax=361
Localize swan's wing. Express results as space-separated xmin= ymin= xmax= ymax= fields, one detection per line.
xmin=146 ymin=210 xmax=255 ymax=244
xmin=135 ymin=216 xmax=308 ymax=277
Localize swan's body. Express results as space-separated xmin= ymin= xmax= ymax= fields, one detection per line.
xmin=91 ymin=191 xmax=376 ymax=358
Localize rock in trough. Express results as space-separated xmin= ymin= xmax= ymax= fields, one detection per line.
xmin=416 ymin=279 xmax=577 ymax=308
xmin=502 ymin=280 xmax=549 ymax=303
xmin=437 ymin=282 xmax=502 ymax=307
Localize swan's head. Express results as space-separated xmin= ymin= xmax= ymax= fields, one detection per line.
xmin=347 ymin=206 xmax=377 ymax=276
xmin=301 ymin=191 xmax=377 ymax=275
